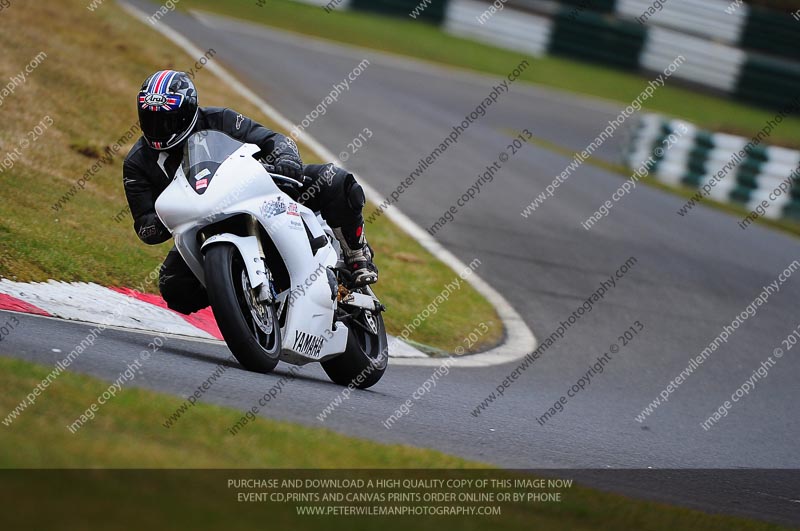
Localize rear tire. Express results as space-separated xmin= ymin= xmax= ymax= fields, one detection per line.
xmin=322 ymin=304 xmax=387 ymax=389
xmin=205 ymin=243 xmax=280 ymax=374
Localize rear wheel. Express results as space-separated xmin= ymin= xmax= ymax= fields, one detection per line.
xmin=322 ymin=294 xmax=387 ymax=389
xmin=205 ymin=243 xmax=280 ymax=373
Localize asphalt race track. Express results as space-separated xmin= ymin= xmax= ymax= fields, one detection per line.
xmin=2 ymin=1 xmax=799 ymax=525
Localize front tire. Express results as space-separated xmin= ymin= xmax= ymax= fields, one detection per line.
xmin=205 ymin=243 xmax=281 ymax=374
xmin=322 ymin=302 xmax=388 ymax=389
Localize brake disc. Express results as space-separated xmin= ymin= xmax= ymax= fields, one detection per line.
xmin=242 ymin=270 xmax=273 ymax=335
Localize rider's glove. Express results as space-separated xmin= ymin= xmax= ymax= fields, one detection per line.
xmin=273 ymin=154 xmax=303 ymax=181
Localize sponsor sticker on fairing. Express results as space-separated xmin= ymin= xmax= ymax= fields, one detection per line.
xmin=293 ymin=331 xmax=324 ymax=357
xmin=260 ymin=197 xmax=287 ymax=218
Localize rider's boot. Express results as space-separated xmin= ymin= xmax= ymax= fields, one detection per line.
xmin=333 ymin=222 xmax=378 ymax=287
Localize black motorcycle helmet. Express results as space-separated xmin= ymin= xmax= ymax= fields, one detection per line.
xmin=137 ymin=70 xmax=198 ymax=150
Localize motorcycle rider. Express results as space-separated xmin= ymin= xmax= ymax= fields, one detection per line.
xmin=123 ymin=70 xmax=378 ymax=315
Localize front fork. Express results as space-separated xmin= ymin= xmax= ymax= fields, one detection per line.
xmin=247 ymin=215 xmax=275 ymax=305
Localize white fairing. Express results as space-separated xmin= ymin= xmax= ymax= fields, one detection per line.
xmin=155 ymin=134 xmax=348 ymax=364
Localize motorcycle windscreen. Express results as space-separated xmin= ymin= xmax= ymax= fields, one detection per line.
xmin=182 ymin=130 xmax=245 ymax=195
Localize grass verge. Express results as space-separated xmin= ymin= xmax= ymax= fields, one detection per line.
xmin=0 ymin=0 xmax=501 ymax=353
xmin=180 ymin=0 xmax=800 ymax=149
xmin=0 ymin=356 xmax=787 ymax=531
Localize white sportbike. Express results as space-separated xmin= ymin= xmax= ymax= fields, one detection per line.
xmin=155 ymin=130 xmax=387 ymax=388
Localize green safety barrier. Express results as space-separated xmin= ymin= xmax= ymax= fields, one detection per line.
xmin=558 ymin=0 xmax=617 ymax=13
xmin=735 ymin=54 xmax=800 ymax=110
xmin=350 ymin=0 xmax=450 ymax=24
xmin=549 ymin=8 xmax=645 ymax=70
xmin=625 ymin=115 xmax=800 ymax=221
xmin=740 ymin=5 xmax=800 ymax=63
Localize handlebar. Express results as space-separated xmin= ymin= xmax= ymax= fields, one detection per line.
xmin=270 ymin=173 xmax=303 ymax=189
xmin=261 ymin=162 xmax=309 ymax=199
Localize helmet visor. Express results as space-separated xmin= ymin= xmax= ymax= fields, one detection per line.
xmin=139 ymin=108 xmax=185 ymax=145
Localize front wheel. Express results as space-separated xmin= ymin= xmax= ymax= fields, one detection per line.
xmin=322 ymin=299 xmax=388 ymax=389
xmin=204 ymin=243 xmax=281 ymax=374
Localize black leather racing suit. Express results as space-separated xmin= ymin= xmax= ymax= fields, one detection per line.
xmin=123 ymin=107 xmax=366 ymax=314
